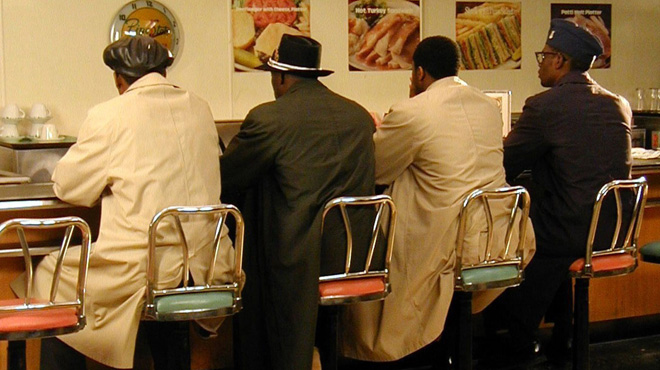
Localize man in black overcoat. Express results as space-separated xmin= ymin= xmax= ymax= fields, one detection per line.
xmin=221 ymin=35 xmax=376 ymax=370
xmin=484 ymin=19 xmax=632 ymax=366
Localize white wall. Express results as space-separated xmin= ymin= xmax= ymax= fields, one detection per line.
xmin=1 ymin=0 xmax=659 ymax=136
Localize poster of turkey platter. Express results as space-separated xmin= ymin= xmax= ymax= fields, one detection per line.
xmin=550 ymin=3 xmax=612 ymax=69
xmin=455 ymin=2 xmax=522 ymax=70
xmin=231 ymin=0 xmax=311 ymax=72
xmin=348 ymin=0 xmax=421 ymax=72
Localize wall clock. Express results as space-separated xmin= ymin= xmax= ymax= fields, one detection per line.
xmin=109 ymin=0 xmax=181 ymax=59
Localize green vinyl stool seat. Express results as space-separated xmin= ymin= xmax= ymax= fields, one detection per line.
xmin=640 ymin=241 xmax=660 ymax=264
xmin=447 ymin=186 xmax=531 ymax=370
xmin=153 ymin=291 xmax=236 ymax=316
xmin=460 ymin=265 xmax=520 ymax=287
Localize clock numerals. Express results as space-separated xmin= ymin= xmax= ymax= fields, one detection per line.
xmin=146 ymin=1 xmax=153 ymax=7
xmin=119 ymin=14 xmax=127 ymax=21
xmin=131 ymin=3 xmax=137 ymax=10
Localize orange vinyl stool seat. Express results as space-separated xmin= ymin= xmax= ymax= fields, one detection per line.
xmin=0 ymin=217 xmax=92 ymax=370
xmin=0 ymin=299 xmax=78 ymax=333
xmin=569 ymin=254 xmax=636 ymax=274
xmin=569 ymin=177 xmax=647 ymax=370
xmin=317 ymin=195 xmax=396 ymax=370
xmin=319 ymin=276 xmax=386 ymax=299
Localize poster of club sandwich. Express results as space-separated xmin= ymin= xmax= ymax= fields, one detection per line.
xmin=455 ymin=2 xmax=522 ymax=70
xmin=550 ymin=3 xmax=611 ymax=69
xmin=231 ymin=0 xmax=311 ymax=72
xmin=348 ymin=0 xmax=421 ymax=71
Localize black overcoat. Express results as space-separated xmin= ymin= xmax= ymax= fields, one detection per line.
xmin=221 ymin=78 xmax=376 ymax=370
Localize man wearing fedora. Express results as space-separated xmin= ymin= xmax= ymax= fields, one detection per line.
xmin=483 ymin=19 xmax=632 ymax=366
xmin=221 ymin=34 xmax=376 ymax=370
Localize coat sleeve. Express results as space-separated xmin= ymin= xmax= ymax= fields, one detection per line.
xmin=51 ymin=107 xmax=113 ymax=207
xmin=373 ymin=103 xmax=419 ymax=185
xmin=220 ymin=112 xmax=278 ymax=193
xmin=503 ymin=99 xmax=549 ymax=183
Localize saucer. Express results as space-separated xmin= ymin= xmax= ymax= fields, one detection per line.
xmin=37 ymin=135 xmax=67 ymax=142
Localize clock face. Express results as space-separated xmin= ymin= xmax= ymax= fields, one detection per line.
xmin=110 ymin=0 xmax=181 ymax=59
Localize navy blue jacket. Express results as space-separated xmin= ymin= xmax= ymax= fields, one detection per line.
xmin=504 ymin=71 xmax=632 ymax=257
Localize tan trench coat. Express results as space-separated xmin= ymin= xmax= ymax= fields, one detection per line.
xmin=30 ymin=73 xmax=235 ymax=368
xmin=340 ymin=77 xmax=536 ymax=361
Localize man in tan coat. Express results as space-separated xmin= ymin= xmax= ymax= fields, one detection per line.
xmin=29 ymin=36 xmax=235 ymax=369
xmin=340 ymin=36 xmax=535 ymax=362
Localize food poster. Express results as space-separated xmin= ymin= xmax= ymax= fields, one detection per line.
xmin=348 ymin=0 xmax=421 ymax=71
xmin=455 ymin=2 xmax=522 ymax=70
xmin=232 ymin=0 xmax=311 ymax=72
xmin=550 ymin=4 xmax=611 ymax=69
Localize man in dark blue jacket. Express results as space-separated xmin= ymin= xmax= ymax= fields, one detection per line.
xmin=485 ymin=18 xmax=632 ymax=365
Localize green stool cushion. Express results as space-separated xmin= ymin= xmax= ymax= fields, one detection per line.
xmin=641 ymin=241 xmax=660 ymax=264
xmin=461 ymin=265 xmax=519 ymax=287
xmin=154 ymin=291 xmax=234 ymax=314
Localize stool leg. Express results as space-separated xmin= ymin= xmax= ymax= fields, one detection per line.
xmin=317 ymin=306 xmax=338 ymax=370
xmin=455 ymin=291 xmax=473 ymax=370
xmin=7 ymin=340 xmax=26 ymax=370
xmin=573 ymin=278 xmax=590 ymax=370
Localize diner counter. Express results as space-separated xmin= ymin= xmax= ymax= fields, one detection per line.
xmin=0 ymin=157 xmax=659 ymax=369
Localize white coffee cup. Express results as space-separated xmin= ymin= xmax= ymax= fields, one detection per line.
xmin=40 ymin=123 xmax=59 ymax=140
xmin=1 ymin=104 xmax=25 ymax=120
xmin=29 ymin=103 xmax=51 ymax=120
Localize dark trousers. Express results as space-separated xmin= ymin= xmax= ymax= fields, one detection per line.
xmin=483 ymin=254 xmax=575 ymax=351
xmin=39 ymin=321 xmax=190 ymax=370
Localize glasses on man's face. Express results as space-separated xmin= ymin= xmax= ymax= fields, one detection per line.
xmin=535 ymin=51 xmax=559 ymax=65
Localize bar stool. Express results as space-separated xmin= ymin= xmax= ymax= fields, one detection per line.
xmin=0 ymin=217 xmax=92 ymax=370
xmin=141 ymin=204 xmax=244 ymax=370
xmin=445 ymin=186 xmax=531 ymax=370
xmin=316 ymin=195 xmax=396 ymax=370
xmin=569 ymin=177 xmax=648 ymax=370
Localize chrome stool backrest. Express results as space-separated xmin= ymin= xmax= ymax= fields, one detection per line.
xmin=454 ymin=186 xmax=531 ymax=291
xmin=573 ymin=177 xmax=648 ymax=278
xmin=143 ymin=204 xmax=244 ymax=321
xmin=0 ymin=216 xmax=92 ymax=340
xmin=318 ymin=194 xmax=396 ymax=305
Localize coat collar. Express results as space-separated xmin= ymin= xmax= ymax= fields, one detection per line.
xmin=125 ymin=72 xmax=178 ymax=94
xmin=426 ymin=76 xmax=468 ymax=92
xmin=554 ymin=70 xmax=595 ymax=87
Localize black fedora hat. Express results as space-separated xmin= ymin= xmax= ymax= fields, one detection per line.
xmin=259 ymin=34 xmax=333 ymax=77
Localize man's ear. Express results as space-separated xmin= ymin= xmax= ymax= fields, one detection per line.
xmin=416 ymin=66 xmax=426 ymax=81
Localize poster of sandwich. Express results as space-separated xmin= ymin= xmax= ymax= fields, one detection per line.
xmin=550 ymin=3 xmax=611 ymax=69
xmin=231 ymin=0 xmax=311 ymax=72
xmin=348 ymin=0 xmax=421 ymax=71
xmin=455 ymin=2 xmax=522 ymax=70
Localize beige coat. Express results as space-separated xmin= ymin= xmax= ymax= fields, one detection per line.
xmin=31 ymin=73 xmax=235 ymax=368
xmin=341 ymin=77 xmax=535 ymax=361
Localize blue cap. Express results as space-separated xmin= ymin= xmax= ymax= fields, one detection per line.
xmin=546 ymin=18 xmax=603 ymax=67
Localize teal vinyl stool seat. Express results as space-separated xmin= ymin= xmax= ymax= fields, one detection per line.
xmin=317 ymin=195 xmax=397 ymax=370
xmin=443 ymin=186 xmax=531 ymax=370
xmin=0 ymin=217 xmax=92 ymax=370
xmin=640 ymin=241 xmax=660 ymax=264
xmin=142 ymin=204 xmax=244 ymax=369
xmin=569 ymin=177 xmax=648 ymax=370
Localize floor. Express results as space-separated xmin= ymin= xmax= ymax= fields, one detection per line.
xmin=339 ymin=315 xmax=660 ymax=370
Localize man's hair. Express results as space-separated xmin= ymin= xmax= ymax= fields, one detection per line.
xmin=118 ymin=69 xmax=166 ymax=85
xmin=412 ymin=36 xmax=460 ymax=79
xmin=566 ymin=55 xmax=592 ymax=72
